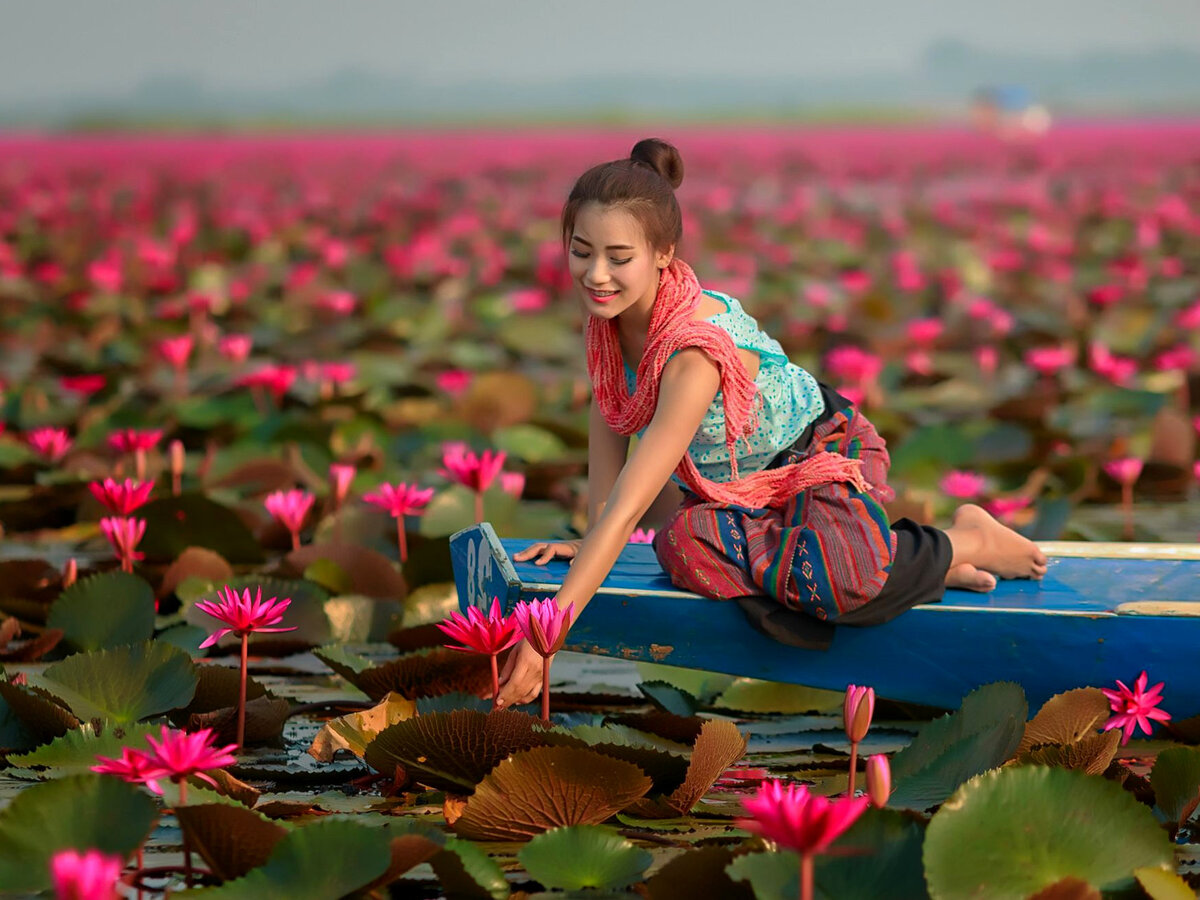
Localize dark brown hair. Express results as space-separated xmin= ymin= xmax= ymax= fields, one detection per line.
xmin=561 ymin=138 xmax=684 ymax=254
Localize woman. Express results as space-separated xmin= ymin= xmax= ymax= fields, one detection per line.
xmin=495 ymin=138 xmax=1047 ymax=709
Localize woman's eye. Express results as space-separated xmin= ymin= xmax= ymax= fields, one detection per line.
xmin=570 ymin=249 xmax=589 ymax=259
xmin=612 ymin=258 xmax=632 ymax=265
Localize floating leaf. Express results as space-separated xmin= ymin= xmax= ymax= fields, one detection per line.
xmin=189 ymin=695 xmax=292 ymax=745
xmin=30 ymin=640 xmax=198 ymax=724
xmin=889 ymin=682 xmax=1027 ymax=810
xmin=627 ymin=719 xmax=748 ymax=818
xmin=429 ymin=835 xmax=512 ymax=900
xmin=1027 ymin=879 xmax=1101 ymax=900
xmin=46 ymin=571 xmax=156 ymax=652
xmin=493 ymin=423 xmax=569 ymax=463
xmin=638 ymin=680 xmax=699 ymax=717
xmin=185 ymin=818 xmax=393 ymax=898
xmin=519 ymin=825 xmax=652 ymax=891
xmin=308 ymin=692 xmax=417 ymax=762
xmin=175 ymin=803 xmax=288 ymax=882
xmin=814 ymin=806 xmax=930 ymax=900
xmin=139 ymin=493 xmax=265 ymax=564
xmin=287 ymin=542 xmax=407 ymax=601
xmin=713 ymin=678 xmax=846 ymax=715
xmin=317 ymin=646 xmax=491 ymax=702
xmin=1020 ymin=731 xmax=1121 ymax=777
xmin=1134 ymin=866 xmax=1196 ymax=900
xmin=363 ymin=708 xmax=567 ymax=791
xmin=1017 ymin=688 xmax=1111 ymax=756
xmin=159 ymin=547 xmax=235 ymax=600
xmin=645 ymin=846 xmax=756 ymax=900
xmin=0 ymin=773 xmax=158 ymax=891
xmin=452 ymin=745 xmax=652 ymax=841
xmin=923 ymin=766 xmax=1174 ymax=899
xmin=726 ymin=851 xmax=799 ymax=900
xmin=0 ymin=681 xmax=79 ymax=743
xmin=1149 ymin=747 xmax=1200 ymax=825
xmin=8 ymin=721 xmax=158 ymax=775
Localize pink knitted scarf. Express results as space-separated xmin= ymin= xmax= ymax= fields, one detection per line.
xmin=586 ymin=258 xmax=870 ymax=509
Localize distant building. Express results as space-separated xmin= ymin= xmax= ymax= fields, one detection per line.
xmin=970 ymin=85 xmax=1052 ymax=138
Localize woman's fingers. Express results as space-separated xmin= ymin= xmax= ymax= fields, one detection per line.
xmin=513 ymin=543 xmax=546 ymax=562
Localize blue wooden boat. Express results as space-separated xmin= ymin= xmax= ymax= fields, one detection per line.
xmin=449 ymin=524 xmax=1200 ymax=716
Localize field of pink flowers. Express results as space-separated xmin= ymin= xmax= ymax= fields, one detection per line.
xmin=0 ymin=123 xmax=1199 ymax=897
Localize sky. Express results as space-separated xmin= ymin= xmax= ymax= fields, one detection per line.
xmin=3 ymin=0 xmax=1200 ymax=104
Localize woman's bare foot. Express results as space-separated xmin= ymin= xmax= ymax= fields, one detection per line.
xmin=945 ymin=563 xmax=997 ymax=592
xmin=946 ymin=504 xmax=1049 ymax=579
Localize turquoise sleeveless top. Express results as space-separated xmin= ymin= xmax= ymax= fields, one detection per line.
xmin=623 ymin=289 xmax=826 ymax=485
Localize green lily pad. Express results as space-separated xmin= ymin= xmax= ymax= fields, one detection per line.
xmin=814 ymin=807 xmax=929 ymax=899
xmin=1149 ymin=747 xmax=1200 ymax=824
xmin=46 ymin=571 xmax=156 ymax=652
xmin=189 ymin=577 xmax=331 ymax=650
xmin=644 ymin=845 xmax=755 ymax=900
xmin=30 ymin=640 xmax=198 ymax=724
xmin=714 ymin=679 xmax=846 ymax=715
xmin=493 ymin=424 xmax=568 ymax=463
xmin=726 ymin=850 xmax=799 ymax=900
xmin=139 ymin=493 xmax=265 ymax=564
xmin=635 ymin=663 xmax=735 ymax=705
xmin=888 ymin=681 xmax=1027 ymax=810
xmin=7 ymin=721 xmax=158 ymax=776
xmin=186 ymin=818 xmax=394 ymax=897
xmin=0 ymin=773 xmax=158 ymax=891
xmin=923 ymin=766 xmax=1174 ymax=899
xmin=175 ymin=803 xmax=289 ymax=882
xmin=429 ymin=835 xmax=511 ymax=900
xmin=638 ymin=681 xmax=698 ymax=717
xmin=519 ymin=825 xmax=652 ymax=891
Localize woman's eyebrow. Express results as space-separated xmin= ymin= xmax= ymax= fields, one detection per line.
xmin=571 ymin=236 xmax=635 ymax=250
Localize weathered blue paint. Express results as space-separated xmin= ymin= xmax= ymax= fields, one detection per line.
xmin=450 ymin=524 xmax=1200 ymax=715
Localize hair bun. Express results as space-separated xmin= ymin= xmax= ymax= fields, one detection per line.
xmin=630 ymin=138 xmax=684 ymax=189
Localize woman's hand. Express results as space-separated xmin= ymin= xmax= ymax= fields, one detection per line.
xmin=513 ymin=539 xmax=583 ymax=566
xmin=495 ymin=638 xmax=549 ymax=709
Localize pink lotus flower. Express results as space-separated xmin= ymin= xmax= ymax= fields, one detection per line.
xmin=1025 ymin=345 xmax=1075 ymax=376
xmin=264 ymin=489 xmax=314 ymax=551
xmin=866 ymin=755 xmax=891 ymax=809
xmin=50 ymin=848 xmax=122 ymax=900
xmin=89 ymin=478 xmax=154 ymax=515
xmin=738 ymin=780 xmax=869 ymax=900
xmin=99 ymin=517 xmax=145 ymax=573
xmin=838 ymin=269 xmax=871 ymax=294
xmin=1153 ymin=345 xmax=1196 ymax=373
xmin=317 ymin=290 xmax=357 ymax=314
xmin=363 ymin=482 xmax=434 ymax=562
xmin=87 ymin=257 xmax=123 ymax=296
xmin=629 ymin=528 xmax=656 ymax=544
xmin=27 ymin=427 xmax=72 ymax=462
xmin=237 ymin=364 xmax=296 ymax=405
xmin=195 ymin=584 xmax=297 ymax=648
xmin=983 ymin=496 xmax=1032 ymax=525
xmin=436 ymin=369 xmax=472 ymax=396
xmin=437 ymin=597 xmax=522 ymax=708
xmin=509 ymin=287 xmax=549 ymax=312
xmin=158 ymin=335 xmax=193 ymax=370
xmin=441 ymin=444 xmax=506 ymax=523
xmin=218 ymin=333 xmax=253 ymax=364
xmin=975 ymin=345 xmax=999 ymax=377
xmin=940 ymin=470 xmax=986 ymax=499
xmin=59 ymin=374 xmax=107 ymax=395
xmin=91 ymin=745 xmax=163 ymax=793
xmin=824 ymin=346 xmax=883 ymax=384
xmin=906 ymin=318 xmax=943 ymax=346
xmin=513 ymin=597 xmax=576 ymax=720
xmin=108 ymin=429 xmax=162 ymax=454
xmin=1102 ymin=671 xmax=1170 ymax=745
xmin=1103 ymin=457 xmax=1144 ymax=486
xmin=141 ymin=725 xmax=238 ymax=795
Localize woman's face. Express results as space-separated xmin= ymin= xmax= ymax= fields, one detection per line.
xmin=567 ymin=203 xmax=673 ymax=323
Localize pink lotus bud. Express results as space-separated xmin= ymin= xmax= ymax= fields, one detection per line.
xmin=329 ymin=464 xmax=356 ymax=507
xmin=500 ymin=471 xmax=525 ymax=498
xmin=59 ymin=375 xmax=107 ymax=395
xmin=158 ymin=335 xmax=193 ymax=371
xmin=975 ymin=345 xmax=999 ymax=376
xmin=843 ymin=684 xmax=874 ymax=743
xmin=509 ymin=287 xmax=550 ymax=313
xmin=984 ymin=496 xmax=1032 ymax=524
xmin=436 ymin=369 xmax=472 ymax=396
xmin=218 ymin=334 xmax=253 ymax=364
xmin=905 ymin=318 xmax=943 ymax=346
xmin=51 ymin=848 xmax=122 ymax=900
xmin=1025 ymin=345 xmax=1075 ymax=376
xmin=866 ymin=755 xmax=891 ymax=809
xmin=1103 ymin=457 xmax=1143 ymax=486
xmin=629 ymin=528 xmax=656 ymax=544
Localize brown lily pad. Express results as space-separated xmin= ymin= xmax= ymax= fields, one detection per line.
xmin=0 ymin=627 xmax=64 ymax=662
xmin=159 ymin=547 xmax=234 ymax=600
xmin=452 ymin=745 xmax=653 ymax=841
xmin=200 ymin=768 xmax=263 ymax=807
xmin=0 ymin=681 xmax=79 ymax=742
xmin=362 ymin=708 xmax=569 ymax=792
xmin=626 ymin=719 xmax=749 ymax=818
xmin=209 ymin=458 xmax=299 ymax=495
xmin=188 ymin=694 xmax=292 ymax=745
xmin=1027 ymin=877 xmax=1102 ymax=900
xmin=1018 ymin=688 xmax=1111 ymax=756
xmin=1021 ymin=730 xmax=1122 ymax=777
xmin=644 ymin=845 xmax=756 ymax=900
xmin=175 ymin=803 xmax=287 ymax=881
xmin=609 ymin=711 xmax=708 ymax=744
xmin=324 ymin=647 xmax=492 ymax=702
xmin=285 ymin=542 xmax=407 ymax=601
xmin=0 ymin=559 xmax=63 ymax=605
xmin=175 ymin=664 xmax=269 ymax=717
xmin=308 ymin=692 xmax=417 ymax=763
xmin=385 ymin=622 xmax=449 ymax=654
xmin=360 ymin=834 xmax=444 ymax=894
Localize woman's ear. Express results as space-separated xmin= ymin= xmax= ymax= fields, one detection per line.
xmin=656 ymin=244 xmax=676 ymax=269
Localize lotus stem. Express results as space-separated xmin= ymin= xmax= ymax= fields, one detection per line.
xmin=135 ymin=448 xmax=146 ymax=482
xmin=237 ymin=633 xmax=249 ymax=750
xmin=397 ymin=518 xmax=408 ymax=563
xmin=177 ymin=778 xmax=192 ymax=888
xmin=290 ymin=529 xmax=300 ymax=552
xmin=490 ymin=653 xmax=500 ymax=711
xmin=846 ymin=740 xmax=858 ymax=799
xmin=121 ymin=555 xmax=133 ymax=575
xmin=1122 ymin=482 xmax=1134 ymax=541
xmin=800 ymin=852 xmax=813 ymax=900
xmin=136 ymin=846 xmax=144 ymax=900
xmin=474 ymin=492 xmax=484 ymax=525
xmin=540 ymin=656 xmax=550 ymax=722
